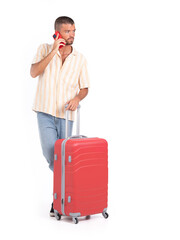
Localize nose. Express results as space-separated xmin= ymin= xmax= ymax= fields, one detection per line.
xmin=71 ymin=31 xmax=75 ymax=37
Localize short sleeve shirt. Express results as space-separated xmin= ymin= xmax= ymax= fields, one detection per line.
xmin=31 ymin=43 xmax=90 ymax=121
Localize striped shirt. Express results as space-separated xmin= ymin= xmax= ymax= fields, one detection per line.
xmin=31 ymin=43 xmax=90 ymax=121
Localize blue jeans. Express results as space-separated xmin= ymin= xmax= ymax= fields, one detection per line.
xmin=37 ymin=112 xmax=73 ymax=171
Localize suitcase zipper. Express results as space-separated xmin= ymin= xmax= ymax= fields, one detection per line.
xmin=61 ymin=136 xmax=87 ymax=216
xmin=61 ymin=138 xmax=69 ymax=216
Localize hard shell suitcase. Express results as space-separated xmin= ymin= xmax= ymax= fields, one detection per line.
xmin=53 ymin=105 xmax=109 ymax=224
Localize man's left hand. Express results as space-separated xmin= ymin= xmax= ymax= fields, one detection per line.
xmin=65 ymin=96 xmax=80 ymax=111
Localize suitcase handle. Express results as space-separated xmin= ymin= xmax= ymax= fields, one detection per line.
xmin=65 ymin=104 xmax=81 ymax=138
xmin=66 ymin=135 xmax=87 ymax=140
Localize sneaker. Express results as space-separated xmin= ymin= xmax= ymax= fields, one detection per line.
xmin=50 ymin=202 xmax=55 ymax=217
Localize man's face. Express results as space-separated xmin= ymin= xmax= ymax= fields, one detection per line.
xmin=58 ymin=23 xmax=76 ymax=45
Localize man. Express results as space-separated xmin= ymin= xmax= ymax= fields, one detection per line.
xmin=30 ymin=16 xmax=90 ymax=216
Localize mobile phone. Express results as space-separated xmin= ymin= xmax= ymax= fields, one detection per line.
xmin=53 ymin=31 xmax=66 ymax=49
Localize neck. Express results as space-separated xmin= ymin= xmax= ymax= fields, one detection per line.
xmin=59 ymin=45 xmax=72 ymax=55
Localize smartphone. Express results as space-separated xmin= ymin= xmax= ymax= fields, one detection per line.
xmin=53 ymin=31 xmax=66 ymax=49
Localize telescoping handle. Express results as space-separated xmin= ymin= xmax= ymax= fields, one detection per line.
xmin=65 ymin=104 xmax=81 ymax=138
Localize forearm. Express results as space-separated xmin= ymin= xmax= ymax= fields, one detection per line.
xmin=66 ymin=88 xmax=88 ymax=111
xmin=30 ymin=50 xmax=57 ymax=78
xmin=76 ymin=88 xmax=88 ymax=101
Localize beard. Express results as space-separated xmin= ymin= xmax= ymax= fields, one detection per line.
xmin=66 ymin=38 xmax=74 ymax=45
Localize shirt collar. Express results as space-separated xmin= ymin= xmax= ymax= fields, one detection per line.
xmin=50 ymin=44 xmax=77 ymax=57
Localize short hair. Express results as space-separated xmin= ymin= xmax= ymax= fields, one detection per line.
xmin=54 ymin=16 xmax=74 ymax=30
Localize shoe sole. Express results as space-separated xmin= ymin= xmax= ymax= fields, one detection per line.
xmin=50 ymin=212 xmax=55 ymax=217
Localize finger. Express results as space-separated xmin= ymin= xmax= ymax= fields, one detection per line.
xmin=65 ymin=102 xmax=70 ymax=110
xmin=57 ymin=38 xmax=66 ymax=43
xmin=66 ymin=102 xmax=72 ymax=110
xmin=66 ymin=103 xmax=71 ymax=110
xmin=55 ymin=33 xmax=59 ymax=40
xmin=59 ymin=43 xmax=66 ymax=47
xmin=72 ymin=105 xmax=76 ymax=111
xmin=59 ymin=41 xmax=66 ymax=46
xmin=70 ymin=104 xmax=74 ymax=110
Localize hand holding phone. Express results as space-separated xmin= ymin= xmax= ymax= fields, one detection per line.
xmin=53 ymin=31 xmax=66 ymax=49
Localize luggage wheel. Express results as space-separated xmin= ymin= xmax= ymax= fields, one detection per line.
xmin=55 ymin=212 xmax=61 ymax=221
xmin=102 ymin=211 xmax=109 ymax=219
xmin=72 ymin=217 xmax=78 ymax=224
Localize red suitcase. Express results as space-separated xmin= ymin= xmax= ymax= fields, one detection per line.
xmin=53 ymin=105 xmax=109 ymax=224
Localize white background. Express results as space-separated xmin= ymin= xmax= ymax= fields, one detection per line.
xmin=0 ymin=0 xmax=180 ymax=239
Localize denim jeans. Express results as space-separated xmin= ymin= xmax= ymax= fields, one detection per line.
xmin=37 ymin=112 xmax=73 ymax=171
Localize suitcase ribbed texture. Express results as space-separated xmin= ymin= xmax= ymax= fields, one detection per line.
xmin=53 ymin=137 xmax=108 ymax=217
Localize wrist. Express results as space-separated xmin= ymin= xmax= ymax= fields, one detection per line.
xmin=75 ymin=95 xmax=81 ymax=102
xmin=51 ymin=49 xmax=57 ymax=55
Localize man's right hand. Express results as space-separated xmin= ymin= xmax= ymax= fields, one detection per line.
xmin=30 ymin=35 xmax=66 ymax=78
xmin=30 ymin=33 xmax=66 ymax=78
xmin=52 ymin=33 xmax=66 ymax=52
